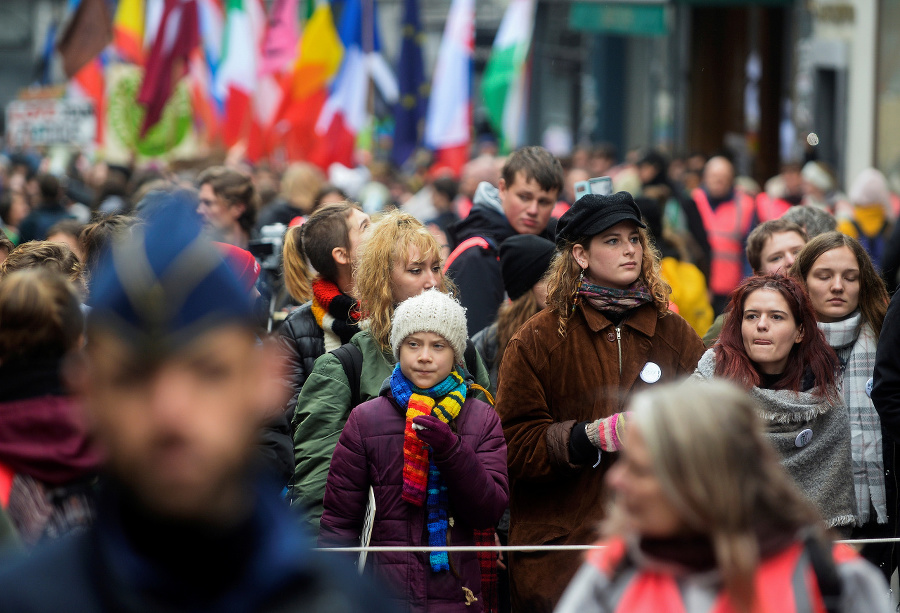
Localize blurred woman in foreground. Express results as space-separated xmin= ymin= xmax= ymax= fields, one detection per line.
xmin=556 ymin=380 xmax=890 ymax=613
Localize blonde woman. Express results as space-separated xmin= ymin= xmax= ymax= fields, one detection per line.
xmin=556 ymin=380 xmax=890 ymax=613
xmin=495 ymin=192 xmax=705 ymax=612
xmin=289 ymin=210 xmax=492 ymax=533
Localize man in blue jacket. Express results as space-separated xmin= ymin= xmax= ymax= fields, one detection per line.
xmin=0 ymin=194 xmax=394 ymax=613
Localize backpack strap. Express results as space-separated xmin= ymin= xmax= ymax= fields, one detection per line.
xmin=444 ymin=237 xmax=494 ymax=272
xmin=332 ymin=343 xmax=364 ymax=410
xmin=803 ymin=532 xmax=842 ymax=613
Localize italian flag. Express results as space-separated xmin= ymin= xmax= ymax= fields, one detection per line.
xmin=215 ymin=0 xmax=265 ymax=148
xmin=481 ymin=0 xmax=536 ymax=152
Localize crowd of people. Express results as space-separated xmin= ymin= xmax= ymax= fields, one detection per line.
xmin=0 ymin=142 xmax=896 ymax=612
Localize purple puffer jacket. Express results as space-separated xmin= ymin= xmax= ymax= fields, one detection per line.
xmin=319 ymin=390 xmax=509 ymax=613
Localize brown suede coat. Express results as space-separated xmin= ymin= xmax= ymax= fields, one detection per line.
xmin=495 ymin=302 xmax=705 ymax=613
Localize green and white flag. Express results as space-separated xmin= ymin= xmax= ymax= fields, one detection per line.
xmin=481 ymin=0 xmax=536 ymax=152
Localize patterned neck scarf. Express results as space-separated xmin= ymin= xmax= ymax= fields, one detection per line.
xmin=578 ymin=279 xmax=653 ymax=315
xmin=310 ymin=277 xmax=360 ymax=351
xmin=391 ymin=365 xmax=466 ymax=571
xmin=818 ymin=311 xmax=887 ymax=525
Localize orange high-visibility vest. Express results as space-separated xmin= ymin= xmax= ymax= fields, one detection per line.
xmin=755 ymin=192 xmax=794 ymax=223
xmin=587 ymin=537 xmax=859 ymax=613
xmin=693 ymin=188 xmax=755 ymax=296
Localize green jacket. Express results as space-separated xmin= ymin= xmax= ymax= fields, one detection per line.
xmin=289 ymin=329 xmax=493 ymax=533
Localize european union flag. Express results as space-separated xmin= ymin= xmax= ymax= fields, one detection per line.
xmin=391 ymin=0 xmax=427 ymax=168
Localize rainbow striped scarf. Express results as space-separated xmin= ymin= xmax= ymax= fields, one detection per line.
xmin=391 ymin=365 xmax=466 ymax=571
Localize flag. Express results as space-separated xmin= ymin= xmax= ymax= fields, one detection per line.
xmin=259 ymin=0 xmax=299 ymax=76
xmin=391 ymin=0 xmax=426 ymax=167
xmin=310 ymin=0 xmax=368 ymax=168
xmin=215 ymin=0 xmax=265 ymax=147
xmin=114 ymin=0 xmax=146 ymax=64
xmin=424 ymin=0 xmax=474 ymax=176
xmin=56 ymin=0 xmax=113 ymax=79
xmin=68 ymin=56 xmax=106 ymax=145
xmin=35 ymin=20 xmax=58 ymax=85
xmin=481 ymin=0 xmax=536 ymax=151
xmin=246 ymin=0 xmax=300 ymax=160
xmin=137 ymin=0 xmax=200 ymax=135
xmin=275 ymin=2 xmax=343 ymax=162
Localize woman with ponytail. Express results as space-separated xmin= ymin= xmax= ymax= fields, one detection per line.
xmin=0 ymin=269 xmax=101 ymax=545
xmin=276 ymin=202 xmax=371 ymax=414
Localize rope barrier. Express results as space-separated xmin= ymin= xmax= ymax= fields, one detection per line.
xmin=315 ymin=538 xmax=900 ymax=553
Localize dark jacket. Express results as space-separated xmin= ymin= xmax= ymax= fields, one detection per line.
xmin=0 ymin=481 xmax=398 ymax=613
xmin=471 ymin=323 xmax=500 ymax=390
xmin=319 ymin=391 xmax=509 ymax=613
xmin=17 ymin=204 xmax=74 ymax=244
xmin=277 ymin=303 xmax=325 ymax=416
xmin=447 ymin=183 xmax=553 ymax=336
xmin=256 ymin=199 xmax=301 ymax=230
xmin=495 ymin=303 xmax=705 ymax=612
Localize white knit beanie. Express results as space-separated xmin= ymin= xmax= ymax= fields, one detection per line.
xmin=390 ymin=290 xmax=468 ymax=363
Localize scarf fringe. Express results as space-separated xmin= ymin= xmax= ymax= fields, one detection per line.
xmin=755 ymin=404 xmax=837 ymax=424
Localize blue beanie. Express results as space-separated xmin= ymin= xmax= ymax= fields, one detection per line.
xmin=87 ymin=192 xmax=255 ymax=355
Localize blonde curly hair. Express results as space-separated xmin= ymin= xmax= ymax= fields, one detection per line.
xmin=355 ymin=209 xmax=452 ymax=351
xmin=546 ymin=226 xmax=671 ymax=337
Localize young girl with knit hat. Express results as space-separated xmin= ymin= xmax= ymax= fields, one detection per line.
xmin=320 ymin=290 xmax=509 ymax=613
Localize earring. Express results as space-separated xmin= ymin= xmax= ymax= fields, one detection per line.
xmin=571 ymin=267 xmax=585 ymax=314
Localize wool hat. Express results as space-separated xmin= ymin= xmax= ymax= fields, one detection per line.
xmin=500 ymin=234 xmax=556 ymax=301
xmin=390 ymin=290 xmax=468 ymax=363
xmin=88 ymin=193 xmax=255 ymax=357
xmin=801 ymin=161 xmax=833 ymax=192
xmin=849 ymin=168 xmax=892 ymax=215
xmin=555 ymin=192 xmax=645 ymax=246
xmin=215 ymin=242 xmax=261 ymax=293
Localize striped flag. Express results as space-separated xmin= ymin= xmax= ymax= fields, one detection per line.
xmin=481 ymin=0 xmax=535 ymax=151
xmin=424 ymin=0 xmax=474 ymax=176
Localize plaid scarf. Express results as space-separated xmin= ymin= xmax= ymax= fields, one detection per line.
xmin=579 ymin=279 xmax=653 ymax=315
xmin=819 ymin=312 xmax=887 ymax=525
xmin=310 ymin=277 xmax=360 ymax=352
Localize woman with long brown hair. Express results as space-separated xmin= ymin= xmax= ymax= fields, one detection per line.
xmin=495 ymin=192 xmax=705 ymax=612
xmin=791 ymin=231 xmax=896 ymax=579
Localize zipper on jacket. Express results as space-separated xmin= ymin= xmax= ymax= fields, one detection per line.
xmin=615 ymin=326 xmax=622 ymax=376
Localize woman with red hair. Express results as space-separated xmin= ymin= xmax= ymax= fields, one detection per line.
xmin=693 ymin=274 xmax=856 ymax=530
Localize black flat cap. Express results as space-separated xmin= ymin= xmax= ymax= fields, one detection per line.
xmin=555 ymin=192 xmax=646 ymax=245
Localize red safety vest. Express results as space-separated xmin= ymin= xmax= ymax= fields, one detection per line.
xmin=693 ymin=188 xmax=755 ymax=296
xmin=588 ymin=537 xmax=859 ymax=613
xmin=755 ymin=192 xmax=794 ymax=223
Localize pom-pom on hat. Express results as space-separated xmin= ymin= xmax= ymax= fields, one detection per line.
xmin=87 ymin=193 xmax=255 ymax=358
xmin=390 ymin=290 xmax=468 ymax=363
xmin=555 ymin=192 xmax=645 ymax=246
xmin=500 ymin=234 xmax=556 ymax=301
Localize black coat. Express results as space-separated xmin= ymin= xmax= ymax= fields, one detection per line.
xmin=0 ymin=483 xmax=398 ymax=613
xmin=277 ymin=303 xmax=325 ymax=416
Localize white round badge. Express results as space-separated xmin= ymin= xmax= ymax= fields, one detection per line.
xmin=795 ymin=429 xmax=813 ymax=448
xmin=866 ymin=378 xmax=874 ymax=399
xmin=640 ymin=362 xmax=661 ymax=384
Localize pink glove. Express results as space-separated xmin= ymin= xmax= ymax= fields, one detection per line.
xmin=584 ymin=412 xmax=629 ymax=451
xmin=412 ymin=415 xmax=459 ymax=457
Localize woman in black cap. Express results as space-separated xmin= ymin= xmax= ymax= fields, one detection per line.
xmin=472 ymin=234 xmax=556 ymax=390
xmin=494 ymin=192 xmax=706 ymax=613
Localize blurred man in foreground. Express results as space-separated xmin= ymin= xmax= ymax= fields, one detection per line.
xmin=0 ymin=195 xmax=393 ymax=612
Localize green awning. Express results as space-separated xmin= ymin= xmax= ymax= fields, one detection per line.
xmin=568 ymin=3 xmax=670 ymax=37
